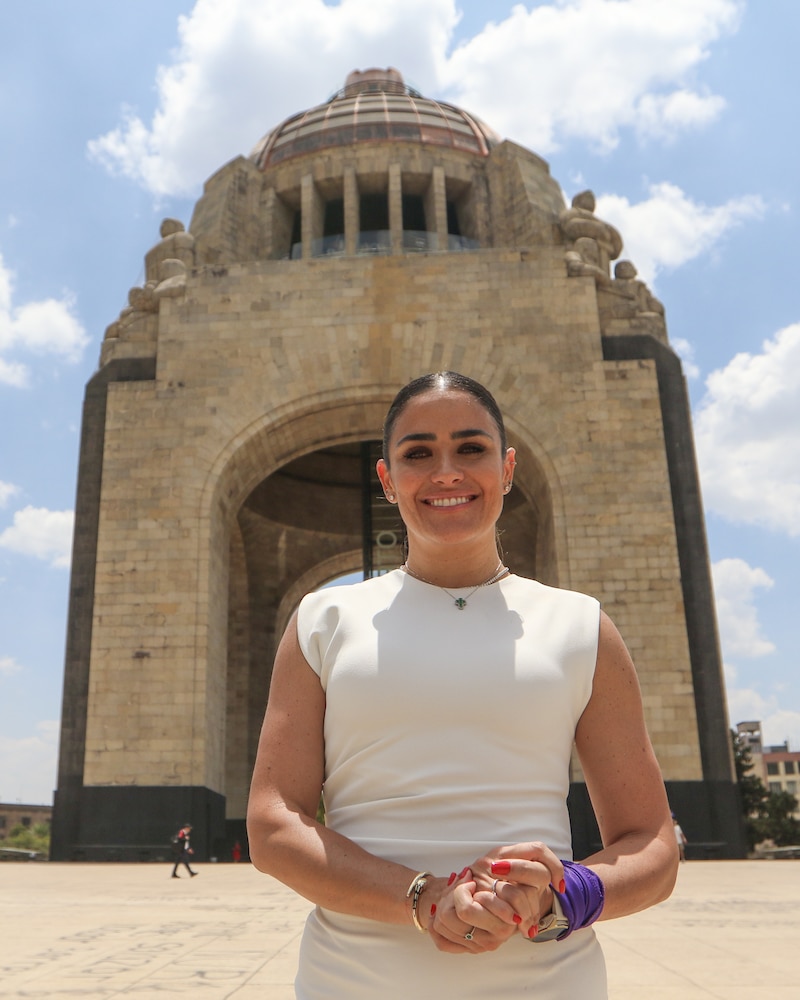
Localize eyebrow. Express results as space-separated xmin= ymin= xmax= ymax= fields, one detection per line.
xmin=396 ymin=429 xmax=493 ymax=446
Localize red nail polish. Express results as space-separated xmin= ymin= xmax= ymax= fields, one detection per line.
xmin=447 ymin=872 xmax=457 ymax=886
xmin=491 ymin=860 xmax=511 ymax=875
xmin=513 ymin=914 xmax=522 ymax=924
xmin=528 ymin=924 xmax=539 ymax=939
xmin=558 ymin=879 xmax=566 ymax=894
xmin=430 ymin=903 xmax=437 ymax=916
xmin=458 ymin=867 xmax=469 ymax=879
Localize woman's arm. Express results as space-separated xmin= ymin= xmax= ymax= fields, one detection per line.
xmin=573 ymin=610 xmax=678 ymax=919
xmin=247 ymin=613 xmax=426 ymax=923
xmin=466 ymin=610 xmax=677 ymax=938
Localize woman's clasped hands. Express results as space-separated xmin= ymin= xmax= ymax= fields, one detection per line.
xmin=425 ymin=842 xmax=565 ymax=954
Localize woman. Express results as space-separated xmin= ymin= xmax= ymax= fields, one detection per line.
xmin=247 ymin=371 xmax=677 ymax=998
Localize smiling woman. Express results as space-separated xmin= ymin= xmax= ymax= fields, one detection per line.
xmin=375 ymin=373 xmax=515 ymax=583
xmin=247 ymin=371 xmax=677 ymax=1000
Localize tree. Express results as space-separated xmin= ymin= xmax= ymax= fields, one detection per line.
xmin=3 ymin=822 xmax=50 ymax=856
xmin=732 ymin=729 xmax=768 ymax=849
xmin=753 ymin=791 xmax=800 ymax=848
xmin=731 ymin=730 xmax=800 ymax=849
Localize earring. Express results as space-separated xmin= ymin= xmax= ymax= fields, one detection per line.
xmin=386 ymin=493 xmax=396 ymax=503
xmin=503 ymin=483 xmax=512 ymax=494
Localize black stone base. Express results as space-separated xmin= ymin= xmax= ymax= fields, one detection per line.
xmin=569 ymin=779 xmax=746 ymax=860
xmin=51 ymin=780 xmax=745 ymax=862
xmin=50 ymin=785 xmax=225 ymax=862
xmin=224 ymin=817 xmax=250 ymax=863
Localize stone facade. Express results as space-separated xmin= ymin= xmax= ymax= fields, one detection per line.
xmin=51 ymin=70 xmax=744 ymax=861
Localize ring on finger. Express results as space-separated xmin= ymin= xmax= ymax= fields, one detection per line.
xmin=464 ymin=926 xmax=476 ymax=941
xmin=492 ymin=879 xmax=501 ymax=895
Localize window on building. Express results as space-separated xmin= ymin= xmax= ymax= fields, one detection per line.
xmin=786 ymin=781 xmax=797 ymax=794
xmin=290 ymin=211 xmax=302 ymax=258
xmin=21 ymin=816 xmax=31 ymax=827
xmin=402 ymin=195 xmax=426 ymax=234
xmin=784 ymin=760 xmax=796 ymax=774
xmin=766 ymin=762 xmax=779 ymax=775
xmin=769 ymin=781 xmax=782 ymax=793
xmin=360 ymin=193 xmax=389 ymax=233
xmin=323 ymin=198 xmax=344 ymax=239
xmin=446 ymin=200 xmax=461 ymax=237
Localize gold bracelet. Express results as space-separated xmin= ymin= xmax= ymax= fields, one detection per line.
xmin=405 ymin=871 xmax=433 ymax=933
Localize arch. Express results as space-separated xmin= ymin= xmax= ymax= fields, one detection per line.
xmin=503 ymin=418 xmax=570 ymax=589
xmin=201 ymin=392 xmax=566 ymax=639
xmin=276 ymin=548 xmax=363 ymax=641
xmin=201 ymin=391 xmax=563 ymax=819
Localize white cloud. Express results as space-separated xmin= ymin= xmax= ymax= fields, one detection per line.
xmin=0 ymin=358 xmax=28 ymax=388
xmin=671 ymin=337 xmax=700 ymax=380
xmin=0 ymin=655 xmax=22 ymax=677
xmin=88 ymin=0 xmax=743 ymax=198
xmin=444 ymin=0 xmax=741 ymax=154
xmin=726 ymin=680 xmax=766 ymax=729
xmin=595 ymin=182 xmax=765 ymax=286
xmin=9 ymin=296 xmax=88 ymax=362
xmin=762 ymin=710 xmax=800 ymax=752
xmin=635 ymin=88 xmax=726 ymax=141
xmin=0 ymin=251 xmax=89 ymax=388
xmin=0 ymin=720 xmax=58 ymax=805
xmin=695 ymin=323 xmax=800 ymax=535
xmin=0 ymin=481 xmax=19 ymax=508
xmin=727 ymin=686 xmax=800 ymax=753
xmin=0 ymin=506 xmax=74 ymax=568
xmin=88 ymin=0 xmax=459 ymax=197
xmin=712 ymin=558 xmax=775 ymax=660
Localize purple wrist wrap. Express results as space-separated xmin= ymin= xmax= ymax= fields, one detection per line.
xmin=555 ymin=861 xmax=605 ymax=939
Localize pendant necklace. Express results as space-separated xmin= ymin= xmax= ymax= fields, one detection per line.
xmin=402 ymin=561 xmax=509 ymax=610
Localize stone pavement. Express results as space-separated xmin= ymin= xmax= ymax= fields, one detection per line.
xmin=0 ymin=860 xmax=797 ymax=999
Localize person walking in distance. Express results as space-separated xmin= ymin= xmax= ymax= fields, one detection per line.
xmin=171 ymin=823 xmax=198 ymax=878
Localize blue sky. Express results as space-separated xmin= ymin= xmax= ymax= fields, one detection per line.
xmin=1 ymin=0 xmax=798 ymax=804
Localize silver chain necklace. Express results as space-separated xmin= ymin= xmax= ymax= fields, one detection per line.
xmin=402 ymin=561 xmax=509 ymax=610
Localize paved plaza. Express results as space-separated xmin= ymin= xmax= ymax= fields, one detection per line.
xmin=1 ymin=860 xmax=797 ymax=999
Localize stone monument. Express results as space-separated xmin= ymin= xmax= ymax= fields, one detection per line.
xmin=51 ymin=68 xmax=744 ymax=861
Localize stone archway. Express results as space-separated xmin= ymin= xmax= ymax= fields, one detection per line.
xmin=208 ymin=400 xmax=562 ymax=824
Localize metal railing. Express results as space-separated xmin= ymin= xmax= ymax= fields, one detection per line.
xmin=290 ymin=231 xmax=480 ymax=260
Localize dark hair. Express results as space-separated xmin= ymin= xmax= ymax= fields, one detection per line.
xmin=382 ymin=371 xmax=507 ymax=463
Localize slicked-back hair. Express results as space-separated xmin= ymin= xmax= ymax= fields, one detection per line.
xmin=382 ymin=371 xmax=507 ymax=464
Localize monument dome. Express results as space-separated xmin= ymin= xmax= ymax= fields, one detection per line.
xmin=250 ymin=67 xmax=500 ymax=168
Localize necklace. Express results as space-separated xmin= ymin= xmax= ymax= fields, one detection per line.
xmin=402 ymin=561 xmax=509 ymax=610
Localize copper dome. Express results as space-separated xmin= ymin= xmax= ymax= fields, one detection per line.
xmin=250 ymin=68 xmax=500 ymax=169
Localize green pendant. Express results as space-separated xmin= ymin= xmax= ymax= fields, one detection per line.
xmin=454 ymin=598 xmax=467 ymax=610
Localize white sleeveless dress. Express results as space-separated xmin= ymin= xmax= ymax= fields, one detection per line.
xmin=294 ymin=570 xmax=607 ymax=999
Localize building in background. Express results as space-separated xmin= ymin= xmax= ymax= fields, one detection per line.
xmin=0 ymin=802 xmax=52 ymax=839
xmin=764 ymin=744 xmax=800 ymax=809
xmin=739 ymin=720 xmax=800 ymax=820
xmin=51 ymin=68 xmax=744 ymax=861
xmin=737 ymin=719 xmax=765 ymax=777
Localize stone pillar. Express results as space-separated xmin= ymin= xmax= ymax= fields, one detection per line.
xmin=344 ymin=167 xmax=359 ymax=257
xmin=263 ymin=187 xmax=295 ymax=260
xmin=301 ymin=174 xmax=324 ymax=260
xmin=425 ymin=165 xmax=448 ymax=251
xmin=388 ymin=163 xmax=403 ymax=255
